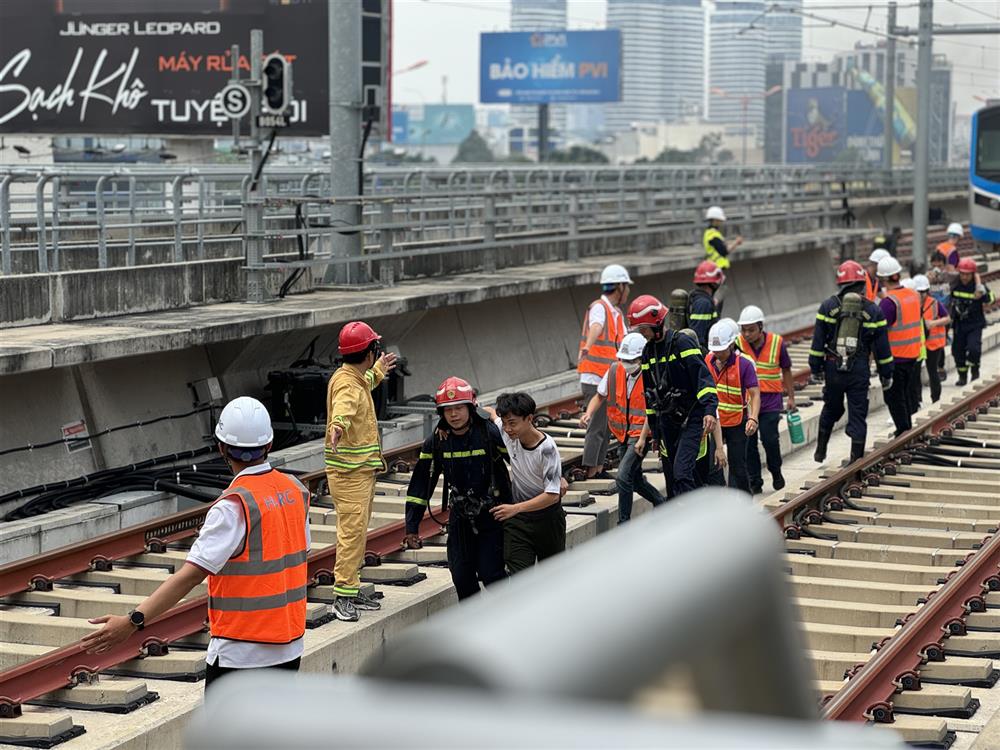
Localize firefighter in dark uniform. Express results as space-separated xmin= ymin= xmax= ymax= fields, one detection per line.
xmin=810 ymin=260 xmax=894 ymax=464
xmin=403 ymin=376 xmax=511 ymax=600
xmin=689 ymin=261 xmax=724 ymax=347
xmin=951 ymin=258 xmax=995 ymax=385
xmin=629 ymin=294 xmax=720 ymax=497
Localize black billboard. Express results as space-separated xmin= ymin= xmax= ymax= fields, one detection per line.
xmin=0 ymin=0 xmax=390 ymax=137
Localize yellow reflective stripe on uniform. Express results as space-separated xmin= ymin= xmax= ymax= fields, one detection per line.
xmin=863 ymin=320 xmax=887 ymax=328
xmin=689 ymin=313 xmax=715 ymax=320
xmin=334 ymin=444 xmax=381 ymax=454
xmin=441 ymin=449 xmax=487 ymax=459
xmin=809 ymin=349 xmax=825 ymax=357
xmin=718 ymin=403 xmax=743 ymax=412
xmin=697 ymin=436 xmax=708 ymax=460
xmin=679 ymin=348 xmax=702 ymax=358
xmin=325 ymin=457 xmax=384 ymax=470
xmin=406 ymin=496 xmax=429 ymax=506
xmin=877 ymin=356 xmax=893 ymax=365
xmin=645 ymin=408 xmax=657 ymax=415
xmin=696 ymin=386 xmax=717 ymax=400
xmin=952 ymin=290 xmax=976 ymax=299
xmin=418 ymin=452 xmax=433 ymax=460
xmin=816 ymin=313 xmax=837 ymax=324
xmin=716 ymin=384 xmax=743 ymax=395
xmin=497 ymin=446 xmax=508 ymax=455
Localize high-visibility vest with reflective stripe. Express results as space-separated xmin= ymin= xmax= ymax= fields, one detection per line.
xmin=886 ymin=287 xmax=923 ymax=360
xmin=864 ymin=273 xmax=880 ymax=302
xmin=936 ymin=240 xmax=957 ymax=263
xmin=207 ymin=470 xmax=310 ymax=645
xmin=705 ymin=352 xmax=751 ymax=428
xmin=606 ymin=362 xmax=646 ymax=443
xmin=578 ymin=297 xmax=626 ymax=379
xmin=922 ymin=296 xmax=946 ymax=351
xmin=736 ymin=332 xmax=783 ymax=394
xmin=702 ymin=227 xmax=730 ymax=269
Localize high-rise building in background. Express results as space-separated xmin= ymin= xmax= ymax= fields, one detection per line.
xmin=510 ymin=0 xmax=567 ymax=137
xmin=708 ymin=1 xmax=767 ymax=138
xmin=604 ymin=0 xmax=705 ymax=132
xmin=763 ymin=0 xmax=802 ymax=63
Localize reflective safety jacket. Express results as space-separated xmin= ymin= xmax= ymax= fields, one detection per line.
xmin=864 ymin=273 xmax=881 ymax=303
xmin=809 ymin=291 xmax=893 ymax=378
xmin=703 ymin=227 xmax=730 ymax=270
xmin=885 ymin=287 xmax=924 ymax=360
xmin=922 ymin=296 xmax=947 ymax=352
xmin=737 ymin=332 xmax=784 ymax=393
xmin=578 ymin=297 xmax=626 ymax=379
xmin=950 ymin=279 xmax=995 ymax=329
xmin=404 ymin=415 xmax=512 ymax=534
xmin=688 ymin=288 xmax=718 ymax=350
xmin=325 ymin=361 xmax=386 ymax=473
xmin=207 ymin=470 xmax=310 ymax=644
xmin=705 ymin=352 xmax=754 ymax=428
xmin=640 ymin=329 xmax=719 ymax=443
xmin=606 ymin=362 xmax=646 ymax=443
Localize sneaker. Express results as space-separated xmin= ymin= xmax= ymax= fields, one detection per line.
xmin=772 ymin=473 xmax=786 ymax=491
xmin=332 ymin=595 xmax=359 ymax=622
xmin=353 ymin=590 xmax=382 ymax=611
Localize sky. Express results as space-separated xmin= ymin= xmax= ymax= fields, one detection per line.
xmin=391 ymin=0 xmax=1000 ymax=117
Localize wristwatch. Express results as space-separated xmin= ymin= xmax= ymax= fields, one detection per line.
xmin=127 ymin=609 xmax=145 ymax=631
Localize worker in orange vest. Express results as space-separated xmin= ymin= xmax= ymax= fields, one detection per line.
xmin=704 ymin=318 xmax=760 ymax=493
xmin=581 ymin=332 xmax=664 ymax=522
xmin=578 ymin=263 xmax=633 ymax=480
xmin=864 ymin=248 xmax=890 ymax=302
xmin=937 ymin=223 xmax=964 ymax=269
xmin=913 ymin=274 xmax=950 ymax=403
xmin=83 ymin=397 xmax=310 ymax=691
xmin=877 ymin=257 xmax=923 ymax=436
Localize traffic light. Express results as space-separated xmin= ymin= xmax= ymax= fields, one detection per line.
xmin=262 ymin=53 xmax=291 ymax=114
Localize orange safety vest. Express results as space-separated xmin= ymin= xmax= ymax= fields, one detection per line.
xmin=736 ymin=332 xmax=784 ymax=394
xmin=705 ymin=352 xmax=750 ymax=428
xmin=936 ymin=240 xmax=956 ymax=262
xmin=922 ymin=296 xmax=946 ymax=351
xmin=605 ymin=362 xmax=646 ymax=443
xmin=578 ymin=297 xmax=626 ymax=379
xmin=886 ymin=287 xmax=923 ymax=360
xmin=207 ymin=470 xmax=310 ymax=644
xmin=864 ymin=273 xmax=880 ymax=303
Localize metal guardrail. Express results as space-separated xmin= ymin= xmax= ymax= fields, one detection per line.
xmin=0 ymin=164 xmax=966 ymax=278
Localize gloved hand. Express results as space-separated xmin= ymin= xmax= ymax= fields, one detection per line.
xmin=402 ymin=533 xmax=423 ymax=550
xmin=880 ymin=375 xmax=893 ymax=392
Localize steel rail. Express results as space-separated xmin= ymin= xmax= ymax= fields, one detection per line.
xmin=768 ymin=372 xmax=1000 ymax=725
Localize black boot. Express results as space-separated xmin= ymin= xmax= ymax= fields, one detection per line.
xmin=814 ymin=429 xmax=832 ymax=463
xmin=972 ymin=365 xmax=980 ymax=381
xmin=957 ymin=371 xmax=968 ymax=386
xmin=850 ymin=441 xmax=865 ymax=463
xmin=772 ymin=471 xmax=786 ymax=491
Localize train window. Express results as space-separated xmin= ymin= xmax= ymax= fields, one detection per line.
xmin=977 ymin=109 xmax=1000 ymax=178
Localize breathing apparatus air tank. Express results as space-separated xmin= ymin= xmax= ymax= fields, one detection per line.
xmin=668 ymin=289 xmax=690 ymax=331
xmin=835 ymin=292 xmax=864 ymax=371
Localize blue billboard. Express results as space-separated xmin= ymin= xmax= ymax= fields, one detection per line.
xmin=391 ymin=105 xmax=476 ymax=145
xmin=480 ymin=30 xmax=621 ymax=104
xmin=786 ymin=88 xmax=846 ymax=163
xmin=845 ymin=90 xmax=885 ymax=164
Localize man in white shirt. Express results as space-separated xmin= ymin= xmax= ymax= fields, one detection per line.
xmin=83 ymin=397 xmax=311 ymax=692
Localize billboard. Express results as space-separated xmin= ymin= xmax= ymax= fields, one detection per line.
xmin=845 ymin=90 xmax=884 ymax=163
xmin=391 ymin=105 xmax=475 ymax=146
xmin=0 ymin=0 xmax=390 ymax=137
xmin=786 ymin=87 xmax=845 ymax=163
xmin=480 ymin=30 xmax=621 ymax=105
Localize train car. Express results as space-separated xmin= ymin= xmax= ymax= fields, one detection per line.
xmin=970 ymin=103 xmax=1000 ymax=251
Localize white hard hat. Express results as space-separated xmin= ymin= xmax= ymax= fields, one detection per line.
xmin=617 ymin=332 xmax=647 ymax=361
xmin=600 ymin=263 xmax=633 ymax=285
xmin=947 ymin=222 xmax=964 ymax=237
xmin=876 ymin=256 xmax=903 ymax=278
xmin=215 ymin=396 xmax=274 ymax=448
xmin=737 ymin=305 xmax=765 ymax=326
xmin=912 ymin=273 xmax=930 ymax=292
xmin=707 ymin=318 xmax=740 ymax=353
xmin=901 ymin=278 xmax=916 ymax=289
xmin=705 ymin=205 xmax=726 ymax=222
xmin=868 ymin=248 xmax=891 ymax=264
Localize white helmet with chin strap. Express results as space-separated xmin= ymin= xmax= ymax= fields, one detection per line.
xmin=215 ymin=396 xmax=274 ymax=460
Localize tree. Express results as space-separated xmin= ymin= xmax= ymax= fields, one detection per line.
xmin=452 ymin=130 xmax=494 ymax=163
xmin=716 ymin=149 xmax=735 ymax=164
xmin=547 ymin=145 xmax=609 ymax=164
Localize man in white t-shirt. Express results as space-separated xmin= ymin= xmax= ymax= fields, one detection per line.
xmin=486 ymin=392 xmax=566 ymax=574
xmin=82 ymin=397 xmax=310 ymax=692
xmin=577 ymin=264 xmax=632 ymax=479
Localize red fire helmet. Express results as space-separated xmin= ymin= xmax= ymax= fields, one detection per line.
xmin=835 ymin=260 xmax=867 ymax=285
xmin=628 ymin=294 xmax=667 ymax=329
xmin=338 ymin=321 xmax=381 ymax=355
xmin=435 ymin=376 xmax=477 ymax=408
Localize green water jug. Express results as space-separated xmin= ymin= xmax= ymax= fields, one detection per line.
xmin=787 ymin=409 xmax=805 ymax=445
